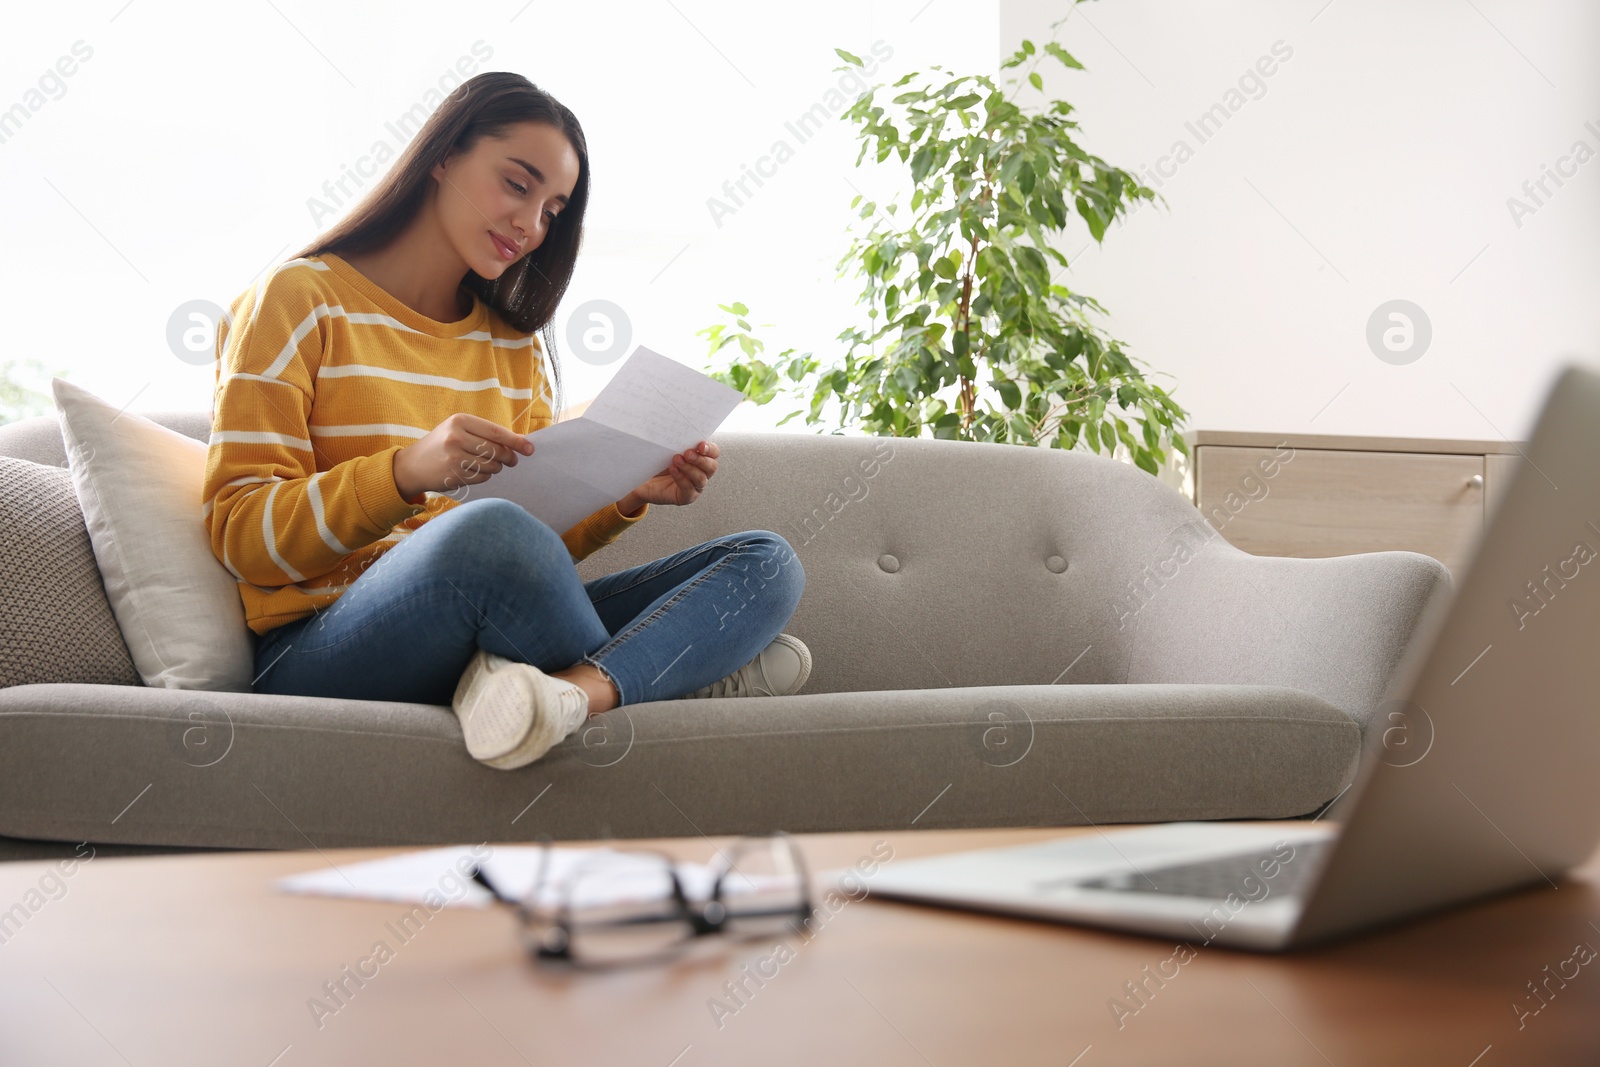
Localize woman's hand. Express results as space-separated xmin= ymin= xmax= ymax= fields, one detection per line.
xmin=626 ymin=440 xmax=720 ymax=508
xmin=393 ymin=413 xmax=533 ymax=501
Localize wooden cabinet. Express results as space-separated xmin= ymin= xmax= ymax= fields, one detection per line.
xmin=1187 ymin=431 xmax=1527 ymax=580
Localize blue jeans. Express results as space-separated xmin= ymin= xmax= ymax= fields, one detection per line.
xmin=251 ymin=498 xmax=805 ymax=707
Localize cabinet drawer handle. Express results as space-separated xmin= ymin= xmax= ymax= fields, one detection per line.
xmin=1468 ymin=474 xmax=1484 ymax=489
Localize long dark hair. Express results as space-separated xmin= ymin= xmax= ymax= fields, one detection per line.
xmin=287 ymin=71 xmax=587 ymax=418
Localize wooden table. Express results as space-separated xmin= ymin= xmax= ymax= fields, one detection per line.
xmin=1 ymin=826 xmax=1596 ymax=1066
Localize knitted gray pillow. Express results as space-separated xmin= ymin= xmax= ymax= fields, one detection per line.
xmin=0 ymin=456 xmax=140 ymax=689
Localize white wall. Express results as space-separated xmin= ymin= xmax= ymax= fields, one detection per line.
xmin=1001 ymin=0 xmax=1600 ymax=442
xmin=0 ymin=0 xmax=997 ymax=430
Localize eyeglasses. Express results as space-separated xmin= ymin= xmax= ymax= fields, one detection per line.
xmin=469 ymin=832 xmax=813 ymax=970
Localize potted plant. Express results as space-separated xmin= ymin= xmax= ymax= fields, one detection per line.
xmin=699 ymin=16 xmax=1189 ymax=477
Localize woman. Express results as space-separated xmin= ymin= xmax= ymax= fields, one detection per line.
xmin=202 ymin=72 xmax=810 ymax=770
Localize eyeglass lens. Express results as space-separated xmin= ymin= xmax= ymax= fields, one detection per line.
xmin=714 ymin=836 xmax=810 ymax=941
xmin=563 ymin=853 xmax=695 ymax=966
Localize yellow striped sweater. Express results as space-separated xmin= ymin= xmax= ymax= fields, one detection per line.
xmin=203 ymin=252 xmax=648 ymax=637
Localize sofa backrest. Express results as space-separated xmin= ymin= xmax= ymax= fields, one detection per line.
xmin=0 ymin=411 xmax=213 ymax=468
xmin=0 ymin=410 xmax=1221 ymax=697
xmin=595 ymin=428 xmax=1234 ymax=698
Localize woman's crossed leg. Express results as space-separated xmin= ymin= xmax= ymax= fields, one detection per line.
xmin=252 ymin=498 xmax=805 ymax=716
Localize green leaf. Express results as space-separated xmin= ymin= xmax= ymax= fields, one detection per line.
xmin=1075 ymin=195 xmax=1108 ymax=242
xmin=1018 ymin=161 xmax=1036 ymax=196
xmin=996 ymin=379 xmax=1021 ymax=409
xmin=1044 ymin=42 xmax=1085 ymax=70
xmin=835 ymin=47 xmax=864 ymax=66
xmin=1028 ymin=72 xmax=1042 ymax=91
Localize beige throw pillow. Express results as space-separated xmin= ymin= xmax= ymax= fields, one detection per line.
xmin=52 ymin=377 xmax=255 ymax=692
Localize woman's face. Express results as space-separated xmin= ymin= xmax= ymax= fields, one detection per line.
xmin=432 ymin=121 xmax=580 ymax=278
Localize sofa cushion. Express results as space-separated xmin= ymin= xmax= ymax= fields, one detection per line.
xmin=0 ymin=681 xmax=1359 ymax=847
xmin=0 ymin=457 xmax=140 ymax=689
xmin=51 ymin=378 xmax=256 ymax=692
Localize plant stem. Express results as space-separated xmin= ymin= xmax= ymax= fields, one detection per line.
xmin=956 ymin=172 xmax=992 ymax=435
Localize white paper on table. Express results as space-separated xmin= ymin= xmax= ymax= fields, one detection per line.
xmin=472 ymin=345 xmax=746 ymax=536
xmin=275 ymin=844 xmax=724 ymax=911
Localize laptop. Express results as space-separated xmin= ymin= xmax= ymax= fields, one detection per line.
xmin=864 ymin=363 xmax=1600 ymax=951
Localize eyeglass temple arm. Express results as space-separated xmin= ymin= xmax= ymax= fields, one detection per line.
xmin=468 ymin=864 xmax=517 ymax=906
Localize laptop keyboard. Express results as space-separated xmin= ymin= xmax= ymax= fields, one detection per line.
xmin=1073 ymin=839 xmax=1332 ymax=900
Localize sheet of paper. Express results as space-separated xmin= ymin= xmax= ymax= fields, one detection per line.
xmin=275 ymin=844 xmax=723 ymax=910
xmin=473 ymin=345 xmax=746 ymax=535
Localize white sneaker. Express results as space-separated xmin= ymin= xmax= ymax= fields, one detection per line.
xmin=450 ymin=649 xmax=590 ymax=769
xmin=680 ymin=633 xmax=813 ymax=699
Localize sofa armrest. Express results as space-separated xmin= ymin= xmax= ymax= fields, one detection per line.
xmin=1118 ymin=534 xmax=1453 ymax=733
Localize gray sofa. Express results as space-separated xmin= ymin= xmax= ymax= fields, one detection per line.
xmin=0 ymin=410 xmax=1450 ymax=856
